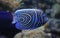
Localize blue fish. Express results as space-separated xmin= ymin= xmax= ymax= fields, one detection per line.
xmin=12 ymin=9 xmax=48 ymax=30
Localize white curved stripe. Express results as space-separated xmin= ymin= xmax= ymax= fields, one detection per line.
xmin=19 ymin=17 xmax=25 ymax=22
xmin=21 ymin=13 xmax=32 ymax=26
xmin=15 ymin=9 xmax=42 ymax=14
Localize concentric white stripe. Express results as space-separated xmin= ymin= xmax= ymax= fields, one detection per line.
xmin=20 ymin=13 xmax=32 ymax=26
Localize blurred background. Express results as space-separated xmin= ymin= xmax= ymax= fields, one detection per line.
xmin=0 ymin=0 xmax=56 ymax=16
xmin=0 ymin=0 xmax=60 ymax=38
